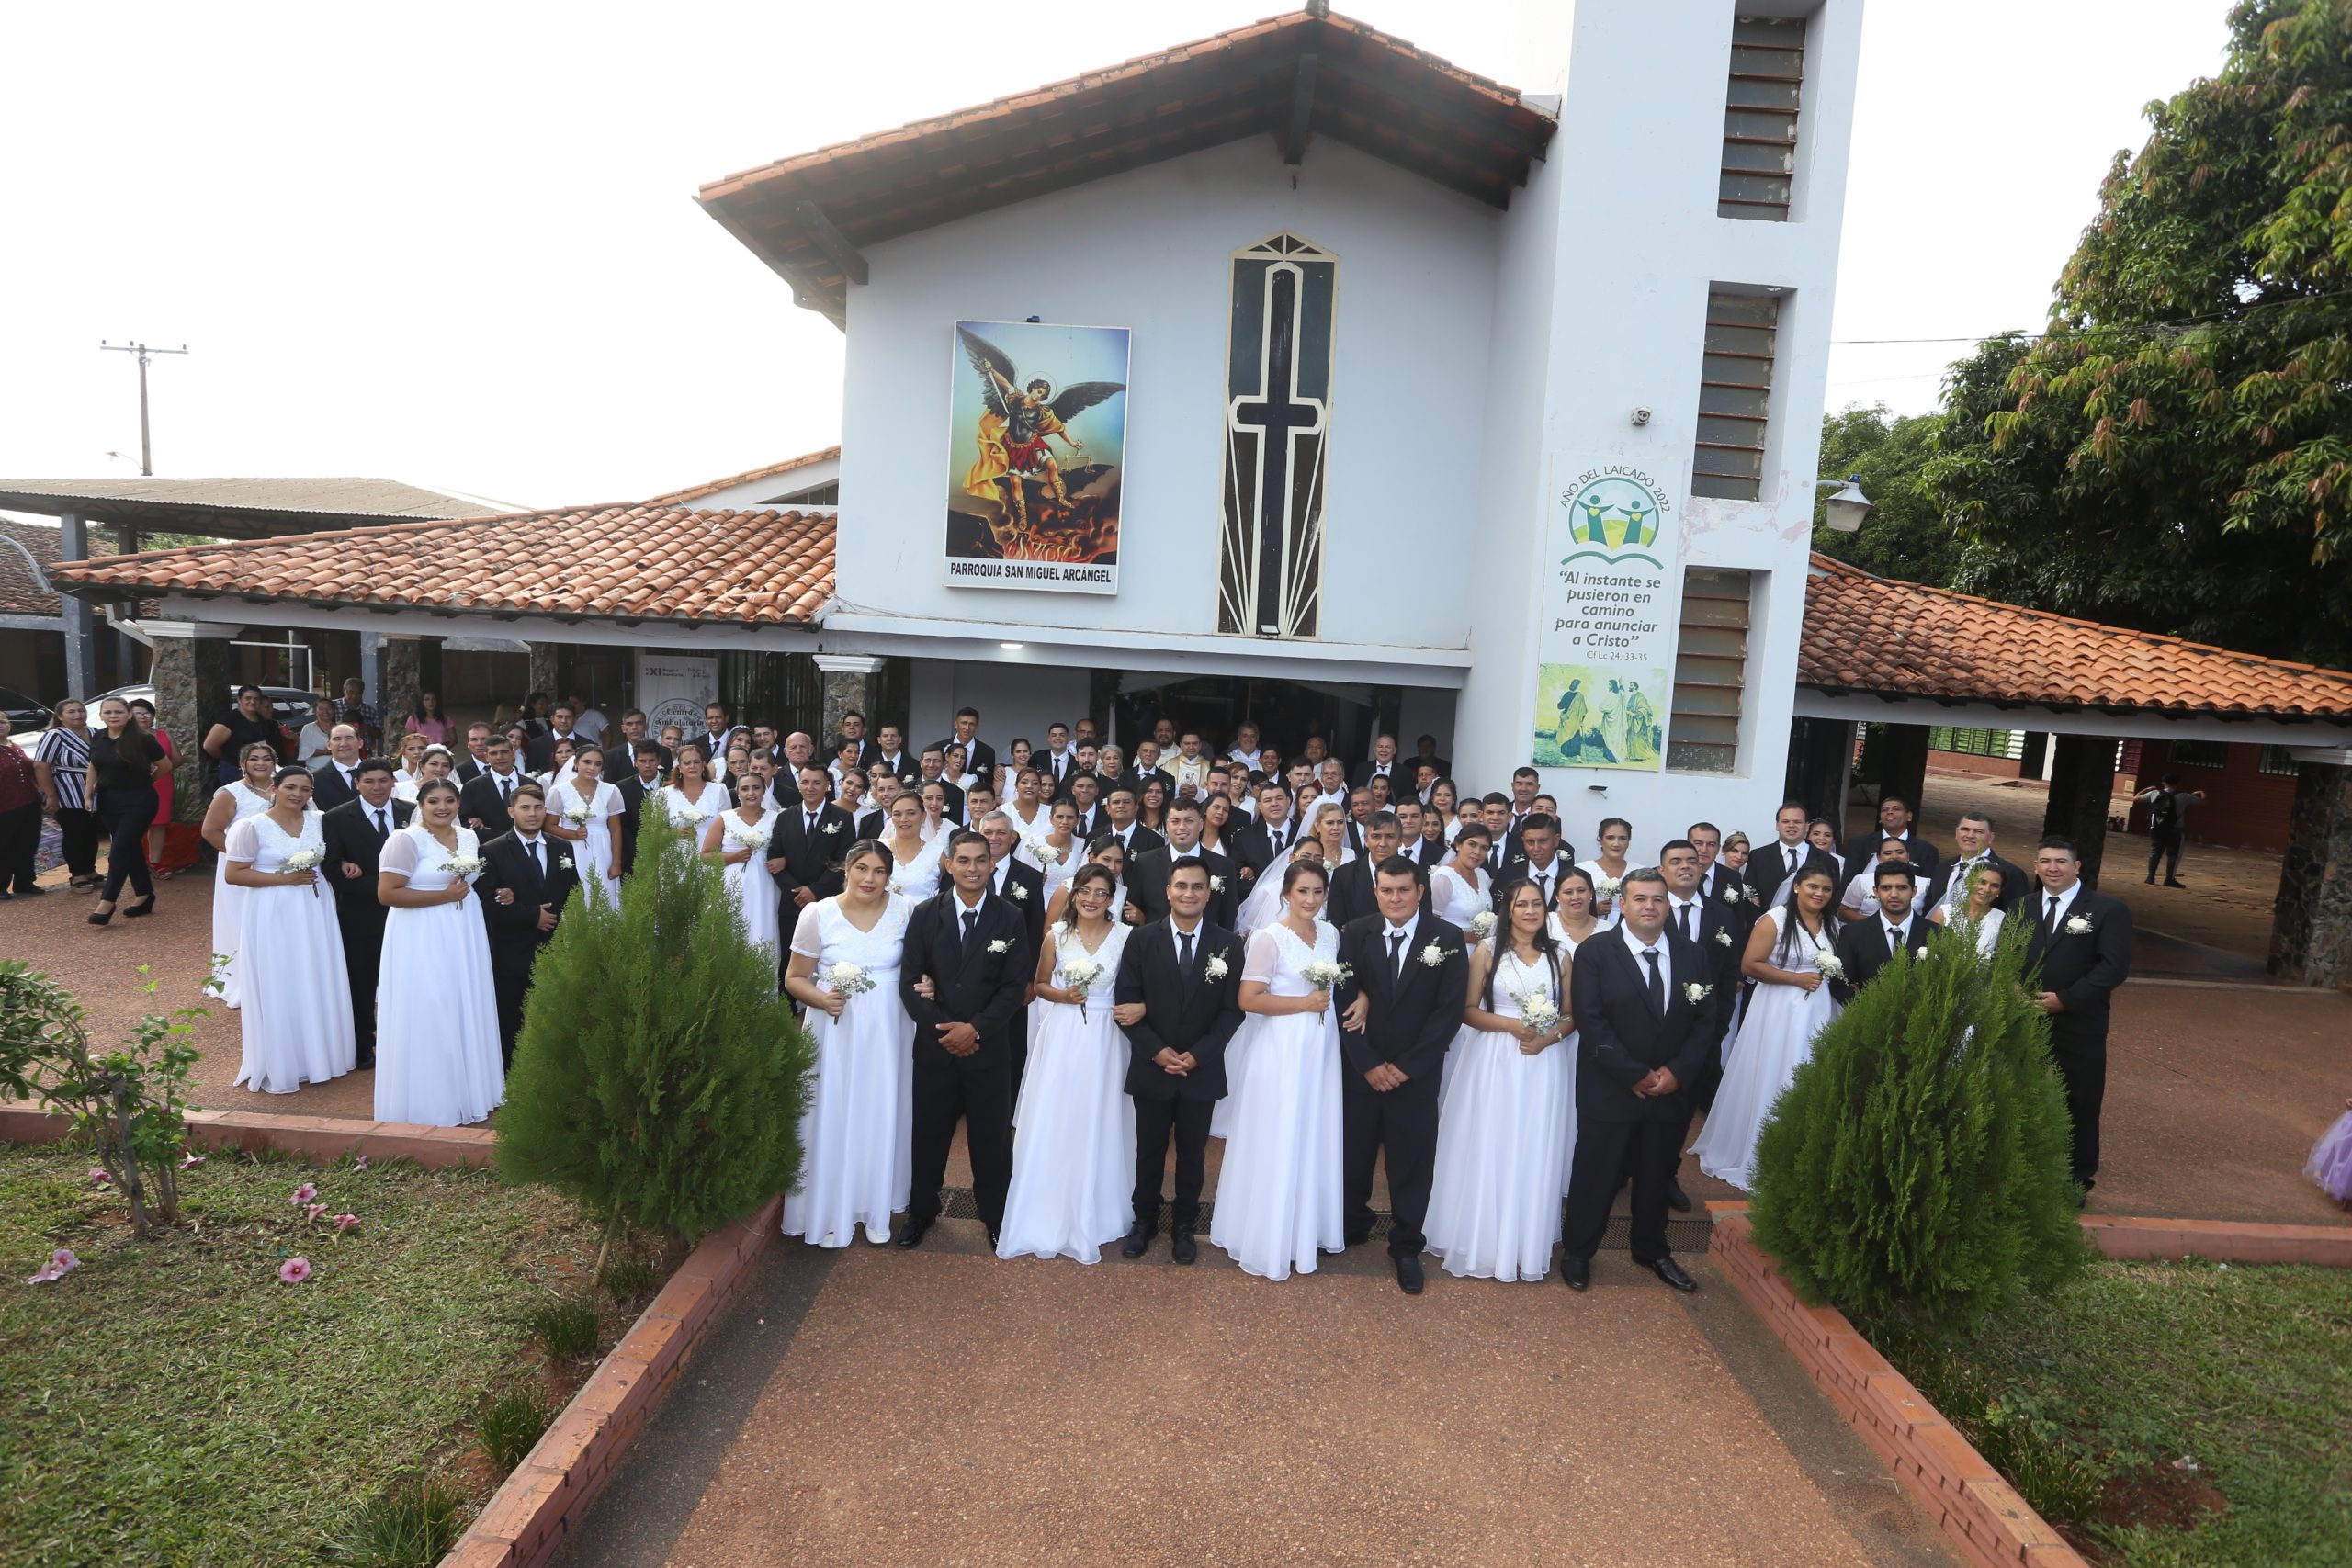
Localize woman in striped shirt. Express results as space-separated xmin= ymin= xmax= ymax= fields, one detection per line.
xmin=34 ymin=699 xmax=98 ymax=891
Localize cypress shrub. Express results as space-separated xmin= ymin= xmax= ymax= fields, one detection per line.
xmin=1748 ymin=919 xmax=2092 ymax=1331
xmin=495 ymin=798 xmax=814 ymax=1243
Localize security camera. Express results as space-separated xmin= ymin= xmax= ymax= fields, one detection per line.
xmin=1631 ymin=405 xmax=1653 ymax=426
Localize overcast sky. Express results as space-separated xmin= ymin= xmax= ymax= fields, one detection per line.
xmin=0 ymin=1 xmax=2231 ymax=513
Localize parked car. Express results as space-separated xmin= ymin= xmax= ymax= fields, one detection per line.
xmin=3 ymin=684 xmax=49 ymax=756
xmin=94 ymin=683 xmax=319 ymax=732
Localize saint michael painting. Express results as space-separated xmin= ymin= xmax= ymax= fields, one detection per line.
xmin=944 ymin=320 xmax=1129 ymax=594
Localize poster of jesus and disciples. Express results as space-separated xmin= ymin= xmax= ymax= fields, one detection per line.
xmin=944 ymin=319 xmax=1130 ymax=593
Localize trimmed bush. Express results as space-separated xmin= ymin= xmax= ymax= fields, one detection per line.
xmin=1749 ymin=919 xmax=2093 ymax=1331
xmin=495 ymin=797 xmax=814 ymax=1243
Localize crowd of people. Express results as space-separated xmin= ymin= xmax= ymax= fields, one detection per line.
xmin=20 ymin=682 xmax=2142 ymax=1296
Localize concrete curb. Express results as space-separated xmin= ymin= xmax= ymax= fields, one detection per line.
xmin=0 ymin=1103 xmax=492 ymax=1168
xmin=442 ymin=1195 xmax=784 ymax=1568
xmin=2076 ymin=1213 xmax=2352 ymax=1266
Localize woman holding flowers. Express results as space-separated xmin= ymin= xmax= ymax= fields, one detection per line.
xmin=782 ymin=840 xmax=915 ymax=1247
xmin=996 ymin=863 xmax=1136 ymax=1264
xmin=1425 ymin=877 xmax=1576 ymax=1282
xmin=878 ymin=790 xmax=943 ymax=900
xmin=1690 ymin=859 xmax=1842 ymax=1190
xmin=220 ymin=766 xmax=354 ymax=1094
xmin=1210 ymin=858 xmax=1347 ymax=1281
xmin=660 ymin=745 xmax=726 ymax=844
xmin=1575 ymin=816 xmax=1635 ymax=924
xmin=705 ymin=770 xmax=780 ymax=971
xmin=548 ymin=744 xmax=623 ymax=908
xmin=1429 ymin=821 xmax=1493 ymax=928
xmin=373 ymin=778 xmax=503 ymax=1126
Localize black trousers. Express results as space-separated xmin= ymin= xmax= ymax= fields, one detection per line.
xmin=94 ymin=786 xmax=156 ymax=902
xmin=1131 ymin=1095 xmax=1214 ymax=1232
xmin=335 ymin=906 xmax=389 ymax=1065
xmin=1343 ymin=1069 xmax=1441 ymax=1258
xmin=1565 ymin=1117 xmax=1679 ymax=1264
xmin=2146 ymin=829 xmax=2185 ymax=881
xmin=909 ymin=1051 xmax=1013 ymax=1233
xmin=0 ymin=802 xmax=38 ymax=893
xmin=491 ymin=954 xmax=534 ymax=1069
xmin=2050 ymin=1032 xmax=2108 ymax=1190
xmin=54 ymin=806 xmax=99 ymax=879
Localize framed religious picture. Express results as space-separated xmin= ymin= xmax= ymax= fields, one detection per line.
xmin=945 ymin=319 xmax=1130 ymax=593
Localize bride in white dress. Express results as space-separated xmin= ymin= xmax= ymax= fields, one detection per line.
xmin=781 ymin=844 xmax=915 ymax=1247
xmin=220 ymin=766 xmax=355 ymax=1094
xmin=704 ymin=773 xmax=779 ymax=977
xmin=199 ymin=743 xmax=280 ymax=1005
xmin=1928 ymin=860 xmax=2010 ymax=956
xmin=998 ymin=867 xmax=1137 ymax=1264
xmin=658 ymin=745 xmax=729 ymax=847
xmin=1690 ymin=861 xmax=1843 ymax=1190
xmin=1211 ymin=860 xmax=1347 ymax=1281
xmin=1430 ymin=823 xmax=1494 ymax=928
xmin=1217 ymin=840 xmax=1332 ymax=1138
xmin=548 ymin=744 xmax=624 ymax=908
xmin=373 ymin=779 xmax=504 ymax=1126
xmin=1426 ymin=879 xmax=1577 ymax=1282
xmin=876 ymin=793 xmax=944 ymax=901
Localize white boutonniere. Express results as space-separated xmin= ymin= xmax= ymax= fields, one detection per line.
xmin=1203 ymin=953 xmax=1230 ymax=981
xmin=1721 ymin=884 xmax=1742 ymax=904
xmin=1683 ymin=982 xmax=1713 ymax=1004
xmin=1209 ymin=874 xmax=1226 ymax=893
xmin=554 ymin=852 xmax=573 ymax=871
xmin=1713 ymin=927 xmax=1732 ymax=947
xmin=1742 ymin=885 xmax=1760 ymax=906
xmin=820 ymin=820 xmax=841 ymax=835
xmin=1419 ymin=942 xmax=1448 ymax=967
xmin=987 ymin=938 xmax=1011 ymax=953
xmin=1010 ymin=883 xmax=1028 ymax=902
xmin=2064 ymin=915 xmax=2093 ymax=936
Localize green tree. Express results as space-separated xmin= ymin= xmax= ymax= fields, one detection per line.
xmin=1748 ymin=921 xmax=2093 ymax=1332
xmin=1928 ymin=0 xmax=2352 ymax=664
xmin=495 ymin=800 xmax=813 ymax=1251
xmin=1810 ymin=402 xmax=1963 ymax=586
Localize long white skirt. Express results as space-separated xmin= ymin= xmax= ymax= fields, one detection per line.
xmin=372 ymin=900 xmax=505 ymax=1126
xmin=232 ymin=883 xmax=356 ymax=1094
xmin=209 ymin=857 xmax=247 ymax=1007
xmin=1425 ymin=1024 xmax=1576 ymax=1281
xmin=783 ymin=982 xmax=914 ymax=1247
xmin=1690 ymin=978 xmax=1838 ymax=1190
xmin=1209 ymin=1010 xmax=1345 ymax=1280
xmin=997 ymin=997 xmax=1136 ymax=1264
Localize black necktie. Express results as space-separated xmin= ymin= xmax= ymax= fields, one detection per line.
xmin=371 ymin=807 xmax=388 ymax=841
xmin=1786 ymin=845 xmax=1799 ymax=873
xmin=1388 ymin=930 xmax=1407 ymax=977
xmin=1180 ymin=930 xmax=1194 ymax=969
xmin=499 ymin=776 xmax=512 ymax=802
xmin=961 ymin=907 xmax=978 ymax=948
xmin=1887 ymin=923 xmax=1903 ymax=948
xmin=808 ymin=812 xmax=820 ymax=836
xmin=1643 ymin=948 xmax=1665 ymax=1012
xmin=2044 ymin=895 xmax=2060 ymax=931
xmin=1676 ymin=902 xmax=1693 ymax=940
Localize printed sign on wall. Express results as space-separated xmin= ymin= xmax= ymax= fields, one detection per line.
xmin=945 ymin=320 xmax=1130 ymax=593
xmin=1532 ymin=459 xmax=1680 ymax=773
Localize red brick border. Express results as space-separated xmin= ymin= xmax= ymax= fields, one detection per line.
xmin=441 ymin=1195 xmax=783 ymax=1568
xmin=0 ymin=1103 xmax=492 ymax=1168
xmin=2078 ymin=1213 xmax=2352 ymax=1267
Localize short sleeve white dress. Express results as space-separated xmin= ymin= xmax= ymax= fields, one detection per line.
xmin=372 ymin=825 xmax=505 ymax=1127
xmin=223 ymin=813 xmax=356 ymax=1094
xmin=997 ymin=921 xmax=1137 ymax=1264
xmin=1209 ymin=921 xmax=1347 ymax=1281
xmin=207 ymin=779 xmax=277 ymax=1006
xmin=782 ymin=894 xmax=916 ymax=1247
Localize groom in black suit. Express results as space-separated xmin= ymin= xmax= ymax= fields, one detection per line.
xmin=1561 ymin=869 xmax=1720 ymax=1292
xmin=319 ymin=761 xmax=412 ymax=1069
xmin=1115 ymin=861 xmax=1245 ymax=1263
xmin=1827 ymin=862 xmax=1933 ymax=1005
xmin=898 ymin=829 xmax=1034 ymax=1248
xmin=769 ymin=763 xmax=854 ymax=950
xmin=1125 ymin=798 xmax=1238 ymax=930
xmin=2018 ymin=836 xmax=2133 ymax=1196
xmin=474 ymin=784 xmax=582 ymax=1066
xmin=1333 ymin=860 xmax=1470 ymax=1294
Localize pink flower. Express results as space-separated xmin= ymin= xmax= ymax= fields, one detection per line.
xmin=303 ymin=1203 xmax=328 ymax=1222
xmin=353 ymin=1156 xmax=369 ymax=1171
xmin=26 ymin=1266 xmax=62 ymax=1285
xmin=289 ymin=1182 xmax=317 ymax=1207
xmin=180 ymin=1151 xmax=205 ymax=1169
xmin=86 ymin=1168 xmax=110 ymax=1188
xmin=278 ymin=1257 xmax=311 ymax=1284
xmin=50 ymin=1248 xmax=79 ymax=1275
xmin=333 ymin=1213 xmax=359 ymax=1234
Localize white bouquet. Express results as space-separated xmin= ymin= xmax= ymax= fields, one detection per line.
xmin=1057 ymin=953 xmax=1106 ymax=1019
xmin=675 ymin=807 xmax=709 ymax=833
xmin=1467 ymin=910 xmax=1497 ymax=940
xmin=726 ymin=823 xmax=773 ymax=852
xmin=1030 ymin=838 xmax=1065 ymax=867
xmin=822 ymin=960 xmax=876 ymax=1000
xmin=1812 ymin=949 xmax=1846 ymax=982
xmin=561 ymin=804 xmax=593 ymax=826
xmin=441 ymin=853 xmax=487 ymax=879
xmin=1299 ymin=959 xmax=1353 ymax=992
xmin=278 ymin=847 xmax=324 ymax=897
xmin=1592 ymin=875 xmax=1623 ymax=905
xmin=1512 ymin=989 xmax=1561 ymax=1035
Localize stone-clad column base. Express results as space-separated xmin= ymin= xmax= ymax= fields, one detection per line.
xmin=2269 ymin=761 xmax=2352 ymax=987
xmin=815 ymin=654 xmax=884 ymax=753
xmin=147 ymin=620 xmax=243 ymax=820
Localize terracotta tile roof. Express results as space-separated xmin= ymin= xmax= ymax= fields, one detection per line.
xmin=643 ymin=446 xmax=840 ymax=507
xmin=1801 ymin=554 xmax=2352 ymax=721
xmin=699 ymin=6 xmax=1555 ymax=324
xmin=0 ymin=517 xmax=62 ymax=616
xmin=49 ymin=504 xmax=834 ymax=628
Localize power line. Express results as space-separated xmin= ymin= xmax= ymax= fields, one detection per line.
xmin=98 ymin=340 xmax=189 ymax=479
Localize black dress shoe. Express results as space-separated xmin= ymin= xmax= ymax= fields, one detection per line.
xmin=1120 ymin=1224 xmax=1156 ymax=1259
xmin=1395 ymin=1254 xmax=1424 ymax=1294
xmin=355 ymin=1051 xmax=376 ymax=1071
xmin=1559 ymin=1255 xmax=1590 ymax=1292
xmin=13 ymin=884 xmax=44 ymax=897
xmin=2164 ymin=879 xmax=2187 ymax=888
xmin=1170 ymin=1230 xmax=1197 ymax=1265
xmin=894 ymin=1218 xmax=933 ymax=1250
xmin=121 ymin=895 xmax=155 ymax=919
xmin=1645 ymin=1257 xmax=1699 ymax=1292
xmin=1666 ymin=1178 xmax=1692 ymax=1213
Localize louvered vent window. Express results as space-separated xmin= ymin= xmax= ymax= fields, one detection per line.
xmin=1692 ymin=292 xmax=1778 ymax=501
xmin=1668 ymin=568 xmax=1753 ymax=774
xmin=1719 ymin=17 xmax=1804 ymax=220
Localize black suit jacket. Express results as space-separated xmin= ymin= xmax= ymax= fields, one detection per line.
xmin=1232 ymin=816 xmax=1301 ymax=879
xmin=1827 ymin=913 xmax=1934 ymax=1006
xmin=1326 ymin=856 xmax=1431 ymax=930
xmin=524 ymin=730 xmax=585 ymax=774
xmin=1332 ymin=913 xmax=1470 ymax=1084
xmin=1106 ymin=823 xmax=1164 ymax=862
xmin=868 ymin=750 xmax=922 ymax=786
xmin=1396 ymin=835 xmax=1445 ymax=871
xmin=1116 ymin=919 xmax=1246 ymax=1102
xmin=1664 ymin=894 xmax=1744 ymax=1037
xmin=1744 ymin=840 xmax=1834 ymax=908
xmin=1036 ymin=750 xmax=1080 ymax=795
xmin=459 ymin=771 xmax=529 ymax=841
xmin=1841 ymin=829 xmax=1943 ymax=889
xmin=320 ymin=797 xmax=413 ymax=937
xmin=770 ymin=803 xmax=855 ymax=904
xmin=605 ymin=739 xmax=671 ymax=780
xmin=935 ymin=736 xmax=995 ymax=784
xmin=616 ymin=773 xmax=662 ymax=876
xmin=899 ymin=891 xmax=1034 ymax=1068
xmin=474 ymin=830 xmax=581 ymax=973
xmin=454 ymin=757 xmax=487 ymax=786
xmin=310 ymin=761 xmax=361 ymax=812
xmin=1490 ymin=854 xmax=1574 ymax=914
xmin=1924 ymin=852 xmax=2027 ymax=917
xmin=1571 ymin=928 xmax=1720 ymax=1124
xmin=913 ymin=776 xmax=965 ymax=821
xmin=1125 ymin=844 xmax=1239 ymax=930
xmin=990 ymin=856 xmax=1049 ymax=953
xmin=2019 ymin=886 xmax=2133 ymax=1049
xmin=1348 ymin=761 xmax=1405 ymax=792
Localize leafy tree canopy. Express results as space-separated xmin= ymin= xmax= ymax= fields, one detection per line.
xmin=1810 ymin=402 xmax=1962 ymax=586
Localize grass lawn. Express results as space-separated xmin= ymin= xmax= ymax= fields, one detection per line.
xmin=1891 ymin=1258 xmax=2352 ymax=1567
xmin=0 ymin=1137 xmax=624 ymax=1568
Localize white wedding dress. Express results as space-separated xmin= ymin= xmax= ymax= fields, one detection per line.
xmin=1210 ymin=922 xmax=1347 ymax=1281
xmin=998 ymin=922 xmax=1137 ymax=1264
xmin=1425 ymin=948 xmax=1577 ymax=1281
xmin=1430 ymin=863 xmax=1490 ymax=928
xmin=1690 ymin=906 xmax=1841 ymax=1190
xmin=207 ymin=780 xmax=277 ymax=1006
xmin=659 ymin=779 xmax=728 ymax=842
xmin=223 ymin=813 xmax=356 ymax=1094
xmin=714 ymin=807 xmax=780 ymax=975
xmin=373 ymin=825 xmax=505 ymax=1126
xmin=783 ymin=895 xmax=916 ymax=1247
xmin=553 ymin=776 xmax=624 ymax=908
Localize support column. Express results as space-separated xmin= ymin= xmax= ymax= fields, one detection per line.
xmin=1782 ymin=716 xmax=1855 ymax=821
xmin=58 ymin=512 xmax=96 ymax=700
xmin=1878 ymin=724 xmax=1931 ymax=819
xmin=380 ymin=637 xmax=422 ymax=743
xmin=815 ymin=653 xmax=885 ymax=752
xmin=2041 ymin=732 xmax=2116 ymax=886
xmin=358 ymin=632 xmax=385 ymax=712
xmin=2268 ymin=761 xmax=2352 ymax=987
xmin=146 ymin=620 xmax=243 ymax=821
xmin=526 ymin=640 xmax=561 ymax=709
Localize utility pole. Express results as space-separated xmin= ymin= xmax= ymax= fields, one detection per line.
xmin=98 ymin=340 xmax=189 ymax=477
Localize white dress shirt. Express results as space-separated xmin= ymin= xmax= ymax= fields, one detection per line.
xmin=1622 ymin=922 xmax=1674 ymax=998
xmin=1380 ymin=917 xmax=1419 ymax=979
